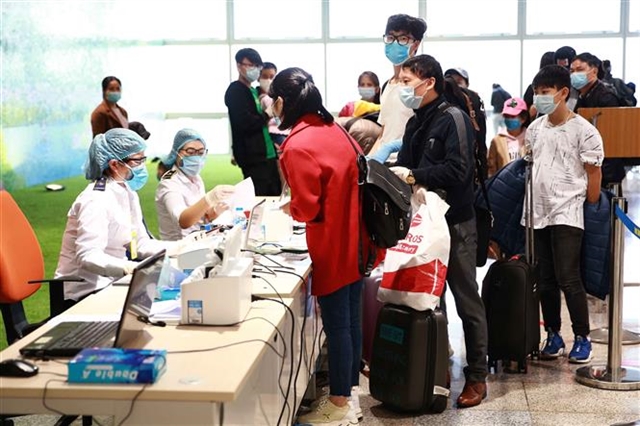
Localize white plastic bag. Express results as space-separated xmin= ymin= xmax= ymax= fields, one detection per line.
xmin=378 ymin=192 xmax=451 ymax=311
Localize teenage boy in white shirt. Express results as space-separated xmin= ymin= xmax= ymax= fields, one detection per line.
xmin=525 ymin=65 xmax=604 ymax=364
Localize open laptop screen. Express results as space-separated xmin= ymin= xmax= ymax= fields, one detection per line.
xmin=114 ymin=249 xmax=166 ymax=348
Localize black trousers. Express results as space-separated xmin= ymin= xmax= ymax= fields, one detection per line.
xmin=241 ymin=158 xmax=282 ymax=196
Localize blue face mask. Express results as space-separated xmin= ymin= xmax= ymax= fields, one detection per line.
xmin=398 ymin=80 xmax=428 ymax=110
xmin=504 ymin=118 xmax=522 ymax=131
xmin=385 ymin=42 xmax=410 ymax=65
xmin=106 ymin=91 xmax=121 ymax=103
xmin=180 ymin=155 xmax=205 ymax=176
xmin=358 ymin=87 xmax=376 ymax=100
xmin=245 ymin=67 xmax=260 ymax=83
xmin=124 ymin=164 xmax=148 ymax=191
xmin=533 ymin=93 xmax=559 ymax=115
xmin=571 ymin=72 xmax=589 ymax=90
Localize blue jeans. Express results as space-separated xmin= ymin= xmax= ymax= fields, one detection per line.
xmin=535 ymin=225 xmax=590 ymax=337
xmin=317 ymin=279 xmax=363 ymax=397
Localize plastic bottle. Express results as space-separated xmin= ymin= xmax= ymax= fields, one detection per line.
xmin=233 ymin=206 xmax=246 ymax=229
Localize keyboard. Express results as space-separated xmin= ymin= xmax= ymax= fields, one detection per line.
xmin=46 ymin=321 xmax=118 ymax=352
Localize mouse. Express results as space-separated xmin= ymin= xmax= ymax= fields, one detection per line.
xmin=0 ymin=358 xmax=39 ymax=378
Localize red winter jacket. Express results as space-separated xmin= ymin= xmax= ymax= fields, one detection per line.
xmin=280 ymin=114 xmax=375 ymax=296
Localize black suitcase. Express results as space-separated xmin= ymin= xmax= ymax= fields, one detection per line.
xmin=369 ymin=304 xmax=449 ymax=413
xmin=482 ymin=159 xmax=539 ymax=373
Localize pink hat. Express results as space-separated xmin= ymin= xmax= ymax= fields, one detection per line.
xmin=502 ymin=97 xmax=527 ymax=116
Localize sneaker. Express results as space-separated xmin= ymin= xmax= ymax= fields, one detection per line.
xmin=540 ymin=330 xmax=565 ymax=359
xmin=297 ymin=395 xmax=359 ymax=425
xmin=568 ymin=336 xmax=592 ymax=364
xmin=350 ymin=386 xmax=363 ymax=421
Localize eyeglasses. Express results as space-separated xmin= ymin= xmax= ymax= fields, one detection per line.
xmin=180 ymin=147 xmax=208 ymax=156
xmin=239 ymin=61 xmax=263 ymax=70
xmin=383 ymin=34 xmax=414 ymax=46
xmin=121 ymin=156 xmax=147 ymax=167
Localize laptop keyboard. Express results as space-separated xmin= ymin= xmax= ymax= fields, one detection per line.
xmin=47 ymin=321 xmax=119 ymax=350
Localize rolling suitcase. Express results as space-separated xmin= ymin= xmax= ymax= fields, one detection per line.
xmin=369 ymin=304 xmax=449 ymax=413
xmin=361 ymin=267 xmax=384 ymax=365
xmin=482 ymin=159 xmax=539 ymax=373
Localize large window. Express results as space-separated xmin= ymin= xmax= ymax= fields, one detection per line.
xmin=630 ymin=0 xmax=640 ymax=32
xmin=329 ymin=0 xmax=419 ymax=39
xmin=233 ymin=0 xmax=322 ymax=39
xmin=527 ymin=0 xmax=620 ymax=34
xmin=427 ymin=0 xmax=518 ymax=36
xmin=625 ymin=38 xmax=640 ymax=85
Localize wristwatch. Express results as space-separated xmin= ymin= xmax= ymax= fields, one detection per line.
xmin=406 ymin=170 xmax=416 ymax=185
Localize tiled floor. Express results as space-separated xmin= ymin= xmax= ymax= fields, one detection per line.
xmin=7 ymin=170 xmax=640 ymax=426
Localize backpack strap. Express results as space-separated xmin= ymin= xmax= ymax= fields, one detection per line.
xmin=336 ymin=124 xmax=374 ymax=276
xmin=461 ymin=90 xmax=481 ymax=132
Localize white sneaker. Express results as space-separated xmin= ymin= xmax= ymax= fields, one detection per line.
xmin=297 ymin=395 xmax=359 ymax=425
xmin=350 ymin=386 xmax=363 ymax=421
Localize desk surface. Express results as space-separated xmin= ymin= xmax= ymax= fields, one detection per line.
xmin=0 ymin=286 xmax=292 ymax=404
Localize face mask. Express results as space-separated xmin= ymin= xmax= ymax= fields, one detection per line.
xmin=180 ymin=155 xmax=205 ymax=176
xmin=259 ymin=78 xmax=272 ymax=92
xmin=106 ymin=91 xmax=121 ymax=103
xmin=245 ymin=67 xmax=260 ymax=83
xmin=398 ymin=80 xmax=428 ymax=110
xmin=533 ymin=93 xmax=560 ymax=115
xmin=358 ymin=87 xmax=376 ymax=100
xmin=124 ymin=164 xmax=149 ymax=191
xmin=571 ymin=72 xmax=589 ymax=90
xmin=504 ymin=118 xmax=521 ymax=131
xmin=385 ymin=42 xmax=410 ymax=65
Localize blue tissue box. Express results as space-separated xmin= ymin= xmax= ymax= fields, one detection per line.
xmin=68 ymin=348 xmax=167 ymax=384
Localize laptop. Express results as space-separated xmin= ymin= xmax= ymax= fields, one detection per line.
xmin=20 ymin=250 xmax=166 ymax=358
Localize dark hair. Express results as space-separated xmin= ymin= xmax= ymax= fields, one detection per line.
xmin=101 ymin=76 xmax=121 ymax=92
xmin=358 ymin=71 xmax=381 ymax=104
xmin=573 ymin=52 xmax=605 ymax=79
xmin=235 ymin=48 xmax=263 ymax=66
xmin=540 ymin=51 xmax=555 ymax=69
xmin=401 ymin=55 xmax=444 ymax=94
xmin=554 ymin=46 xmax=576 ymax=63
xmin=128 ymin=121 xmax=150 ymax=140
xmin=269 ymin=67 xmax=333 ymax=130
xmin=532 ymin=65 xmax=571 ymax=99
xmin=263 ymin=62 xmax=277 ymax=72
xmin=385 ymin=14 xmax=427 ymax=41
xmin=517 ymin=109 xmax=532 ymax=128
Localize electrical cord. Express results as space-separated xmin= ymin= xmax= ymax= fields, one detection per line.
xmin=253 ymin=294 xmax=296 ymax=426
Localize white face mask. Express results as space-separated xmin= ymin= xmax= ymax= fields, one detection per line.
xmin=259 ymin=78 xmax=272 ymax=93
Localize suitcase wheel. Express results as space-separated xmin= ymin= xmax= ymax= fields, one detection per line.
xmin=518 ymin=360 xmax=528 ymax=374
xmin=429 ymin=395 xmax=448 ymax=414
xmin=530 ymin=350 xmax=540 ymax=360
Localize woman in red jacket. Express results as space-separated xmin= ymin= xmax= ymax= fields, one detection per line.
xmin=270 ymin=67 xmax=374 ymax=425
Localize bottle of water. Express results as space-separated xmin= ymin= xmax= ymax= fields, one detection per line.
xmin=233 ymin=206 xmax=246 ymax=229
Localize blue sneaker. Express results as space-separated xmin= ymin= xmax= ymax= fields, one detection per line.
xmin=568 ymin=336 xmax=592 ymax=364
xmin=540 ymin=330 xmax=565 ymax=359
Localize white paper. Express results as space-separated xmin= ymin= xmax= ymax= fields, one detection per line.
xmin=230 ymin=177 xmax=256 ymax=212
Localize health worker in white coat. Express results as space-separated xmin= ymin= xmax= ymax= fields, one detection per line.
xmin=155 ymin=128 xmax=234 ymax=241
xmin=55 ymin=128 xmax=174 ymax=304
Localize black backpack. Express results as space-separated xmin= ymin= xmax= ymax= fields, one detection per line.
xmin=604 ymin=78 xmax=637 ymax=106
xmin=338 ymin=125 xmax=412 ymax=273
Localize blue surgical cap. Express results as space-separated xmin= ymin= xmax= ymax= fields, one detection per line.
xmin=164 ymin=128 xmax=206 ymax=168
xmin=84 ymin=128 xmax=147 ymax=180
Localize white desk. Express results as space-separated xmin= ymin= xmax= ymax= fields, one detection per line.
xmin=0 ymin=261 xmax=320 ymax=426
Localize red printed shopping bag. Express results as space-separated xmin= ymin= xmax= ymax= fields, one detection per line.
xmin=378 ymin=192 xmax=450 ymax=311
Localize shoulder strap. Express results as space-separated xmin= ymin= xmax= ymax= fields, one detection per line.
xmin=461 ymin=90 xmax=480 ymax=132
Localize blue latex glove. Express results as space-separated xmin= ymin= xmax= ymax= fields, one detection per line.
xmin=368 ymin=139 xmax=402 ymax=164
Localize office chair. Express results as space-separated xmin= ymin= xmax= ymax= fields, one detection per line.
xmin=0 ymin=189 xmax=91 ymax=426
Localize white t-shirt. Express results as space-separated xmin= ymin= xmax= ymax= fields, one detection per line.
xmin=522 ymin=114 xmax=604 ymax=230
xmin=155 ymin=166 xmax=206 ymax=241
xmin=377 ymin=80 xmax=415 ymax=145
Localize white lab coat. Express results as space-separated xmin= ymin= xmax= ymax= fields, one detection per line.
xmin=55 ymin=178 xmax=171 ymax=301
xmin=155 ymin=166 xmax=206 ymax=241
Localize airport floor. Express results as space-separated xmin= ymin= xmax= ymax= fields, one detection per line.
xmin=8 ymin=170 xmax=640 ymax=426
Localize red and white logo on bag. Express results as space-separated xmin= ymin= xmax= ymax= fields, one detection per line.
xmin=411 ymin=213 xmax=423 ymax=227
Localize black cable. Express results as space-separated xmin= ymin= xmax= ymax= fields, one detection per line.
xmin=290 ymin=291 xmax=310 ymax=426
xmin=219 ymin=402 xmax=224 ymax=426
xmin=253 ymin=295 xmax=296 ymax=426
xmin=116 ymin=384 xmax=149 ymax=426
xmin=252 ymin=275 xmax=286 ymax=305
xmin=167 ymin=338 xmax=284 ymax=358
xmin=42 ymin=379 xmax=68 ymax=416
